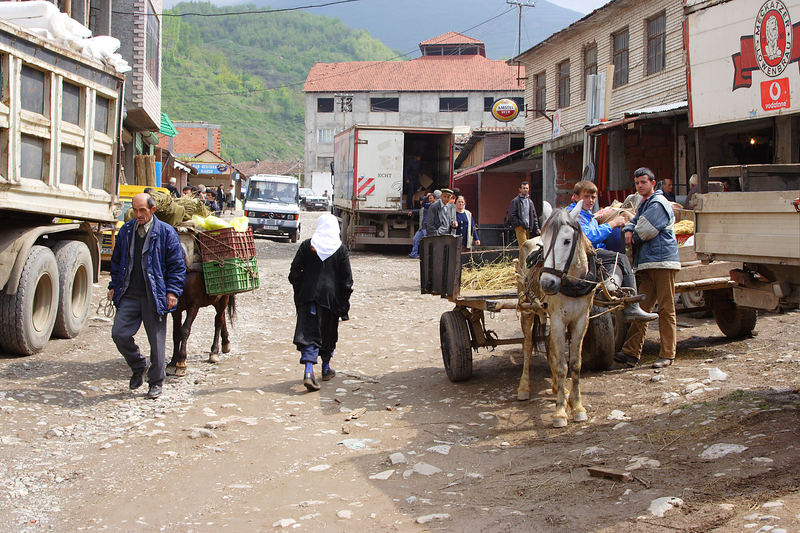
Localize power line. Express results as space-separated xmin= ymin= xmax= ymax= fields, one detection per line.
xmin=112 ymin=0 xmax=358 ymax=17
xmin=174 ymin=6 xmax=518 ymax=98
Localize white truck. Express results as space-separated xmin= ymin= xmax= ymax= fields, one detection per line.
xmin=332 ymin=125 xmax=454 ymax=248
xmin=0 ymin=18 xmax=122 ymax=355
xmin=686 ymin=0 xmax=800 ymax=314
xmin=244 ymin=174 xmax=302 ymax=242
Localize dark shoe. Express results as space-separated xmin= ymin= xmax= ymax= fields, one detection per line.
xmin=322 ymin=368 xmax=336 ymax=381
xmin=147 ymin=384 xmax=162 ymax=399
xmin=303 ymin=372 xmax=320 ymax=391
xmin=614 ymin=351 xmax=639 ymax=368
xmin=129 ymin=371 xmax=145 ymax=390
xmin=652 ymin=358 xmax=674 ymax=368
xmin=623 ymin=303 xmax=659 ymax=322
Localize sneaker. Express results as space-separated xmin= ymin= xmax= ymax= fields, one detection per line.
xmin=129 ymin=370 xmax=145 ymax=390
xmin=613 ymin=351 xmax=639 ymax=368
xmin=322 ymin=368 xmax=336 ymax=381
xmin=652 ymin=358 xmax=674 ymax=368
xmin=147 ymin=384 xmax=162 ymax=399
xmin=303 ymin=372 xmax=320 ymax=391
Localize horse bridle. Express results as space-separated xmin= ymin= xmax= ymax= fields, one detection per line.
xmin=537 ymin=223 xmax=598 ymax=298
xmin=539 ymin=224 xmax=580 ymax=282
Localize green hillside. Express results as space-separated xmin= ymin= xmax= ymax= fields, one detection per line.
xmin=161 ymin=2 xmax=398 ymax=162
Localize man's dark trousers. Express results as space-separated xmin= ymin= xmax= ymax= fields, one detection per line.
xmin=112 ymin=294 xmax=167 ymax=387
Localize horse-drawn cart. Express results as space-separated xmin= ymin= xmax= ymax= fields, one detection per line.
xmin=420 ymin=234 xmax=756 ymax=383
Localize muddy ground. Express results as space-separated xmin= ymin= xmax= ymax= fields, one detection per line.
xmin=1 ymin=211 xmax=799 ymax=532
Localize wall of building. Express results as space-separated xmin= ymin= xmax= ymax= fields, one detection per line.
xmin=520 ymin=0 xmax=685 ymax=146
xmin=157 ymin=123 xmax=222 ymax=157
xmin=305 ymin=90 xmax=524 ymax=180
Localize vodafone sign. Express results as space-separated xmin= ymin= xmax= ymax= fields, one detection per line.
xmin=762 ymin=77 xmax=791 ymax=109
xmin=491 ymin=98 xmax=519 ymax=122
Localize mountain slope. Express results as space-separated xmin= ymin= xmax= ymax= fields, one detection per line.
xmin=161 ymin=2 xmax=398 ymax=161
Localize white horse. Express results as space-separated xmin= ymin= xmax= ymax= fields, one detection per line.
xmin=517 ymin=207 xmax=597 ymax=428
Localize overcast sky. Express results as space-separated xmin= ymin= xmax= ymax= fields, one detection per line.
xmin=546 ymin=0 xmax=610 ymax=14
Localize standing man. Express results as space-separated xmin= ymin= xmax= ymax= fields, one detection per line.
xmin=426 ymin=188 xmax=457 ymax=236
xmin=507 ymin=181 xmax=540 ymax=245
xmin=109 ymin=193 xmax=186 ymax=399
xmin=165 ymin=177 xmax=179 ymax=197
xmin=403 ymin=154 xmax=421 ymax=209
xmin=615 ymin=168 xmax=681 ymax=369
xmin=409 ymin=191 xmax=436 ymax=258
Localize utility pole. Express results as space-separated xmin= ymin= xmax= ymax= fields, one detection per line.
xmin=507 ymin=0 xmax=535 ymax=85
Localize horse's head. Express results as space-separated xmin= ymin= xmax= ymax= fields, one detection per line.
xmin=538 ymin=208 xmax=588 ymax=295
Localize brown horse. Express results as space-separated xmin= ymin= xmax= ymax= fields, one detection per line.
xmin=166 ymin=270 xmax=236 ymax=377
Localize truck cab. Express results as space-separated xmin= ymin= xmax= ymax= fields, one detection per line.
xmin=244 ymin=174 xmax=301 ymax=242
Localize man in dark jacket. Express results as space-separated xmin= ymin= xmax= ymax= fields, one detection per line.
xmin=289 ymin=214 xmax=353 ymax=391
xmin=109 ymin=193 xmax=186 ymax=399
xmin=507 ymin=181 xmax=540 ymax=245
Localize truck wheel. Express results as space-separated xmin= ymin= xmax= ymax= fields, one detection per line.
xmin=440 ymin=310 xmax=472 ymax=382
xmin=611 ymin=308 xmax=629 ymax=353
xmin=52 ymin=241 xmax=93 ymax=339
xmin=0 ymin=245 xmax=59 ymax=355
xmin=290 ymin=230 xmax=299 ymax=243
xmin=582 ymin=305 xmax=615 ymax=371
xmin=339 ymin=213 xmax=349 ymax=243
xmin=713 ymin=300 xmax=757 ymax=338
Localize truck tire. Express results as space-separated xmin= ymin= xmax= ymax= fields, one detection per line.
xmin=52 ymin=241 xmax=93 ymax=339
xmin=290 ymin=230 xmax=299 ymax=243
xmin=440 ymin=310 xmax=472 ymax=382
xmin=713 ymin=300 xmax=757 ymax=338
xmin=582 ymin=306 xmax=615 ymax=371
xmin=0 ymin=245 xmax=59 ymax=355
xmin=339 ymin=213 xmax=349 ymax=244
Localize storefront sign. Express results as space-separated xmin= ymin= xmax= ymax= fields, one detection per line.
xmin=491 ymin=98 xmax=519 ymax=122
xmin=552 ymin=109 xmax=562 ymax=139
xmin=192 ymin=163 xmax=229 ymax=174
xmin=761 ymin=77 xmax=791 ymax=109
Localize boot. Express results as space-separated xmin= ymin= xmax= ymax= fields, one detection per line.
xmin=623 ymin=302 xmax=658 ymax=322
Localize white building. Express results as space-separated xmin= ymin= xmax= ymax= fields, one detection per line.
xmin=303 ymin=32 xmax=525 ymax=183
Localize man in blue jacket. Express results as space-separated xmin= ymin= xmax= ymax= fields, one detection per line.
xmin=108 ymin=193 xmax=186 ymax=399
xmin=567 ymin=180 xmax=656 ymax=322
xmin=615 ymin=168 xmax=681 ymax=369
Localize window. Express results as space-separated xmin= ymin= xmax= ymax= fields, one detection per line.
xmin=439 ymin=97 xmax=468 ymax=112
xmin=317 ymin=128 xmax=334 ymax=144
xmin=21 ymin=65 xmax=46 ymax=115
xmin=60 ymin=145 xmax=81 ymax=186
xmin=534 ymin=71 xmax=546 ymax=117
xmin=146 ymin=1 xmax=160 ymax=83
xmin=21 ymin=134 xmax=46 ymax=180
xmin=510 ymin=97 xmax=524 ymax=111
xmin=370 ymin=97 xmax=399 ymax=112
xmin=646 ymin=12 xmax=666 ymax=75
xmin=612 ymin=28 xmax=629 ymax=88
xmin=317 ymin=97 xmax=334 ymax=113
xmin=62 ymin=81 xmax=82 ymax=125
xmin=484 ymin=97 xmax=494 ymax=112
xmin=557 ymin=60 xmax=570 ymax=108
xmin=583 ymin=44 xmax=597 ymax=100
xmin=95 ymin=95 xmax=110 ymax=134
xmin=92 ymin=153 xmax=108 ymax=190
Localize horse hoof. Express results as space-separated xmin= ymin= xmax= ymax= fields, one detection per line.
xmin=173 ymin=366 xmax=187 ymax=377
xmin=517 ymin=391 xmax=530 ymax=401
xmin=166 ymin=365 xmax=176 ymax=376
xmin=222 ymin=343 xmax=231 ymax=354
xmin=552 ymin=417 xmax=568 ymax=428
xmin=574 ymin=411 xmax=588 ymax=422
xmin=208 ymin=353 xmax=219 ymax=364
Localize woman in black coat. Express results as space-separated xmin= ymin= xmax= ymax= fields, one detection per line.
xmin=289 ymin=214 xmax=353 ymax=391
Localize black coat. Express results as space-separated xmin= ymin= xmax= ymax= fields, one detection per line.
xmin=507 ymin=194 xmax=540 ymax=233
xmin=289 ymin=239 xmax=353 ymax=319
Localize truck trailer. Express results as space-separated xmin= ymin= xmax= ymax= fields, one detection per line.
xmin=0 ymin=18 xmax=122 ymax=355
xmin=332 ymin=125 xmax=454 ymax=248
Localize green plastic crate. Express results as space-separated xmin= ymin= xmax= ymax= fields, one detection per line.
xmin=202 ymin=257 xmax=259 ymax=295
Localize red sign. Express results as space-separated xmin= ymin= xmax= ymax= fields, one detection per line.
xmin=491 ymin=99 xmax=519 ymax=122
xmin=761 ymin=77 xmax=791 ymax=110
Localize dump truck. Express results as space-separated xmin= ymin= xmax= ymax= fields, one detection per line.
xmin=0 ymin=18 xmax=122 ymax=355
xmin=686 ymin=0 xmax=800 ymax=315
xmin=332 ymin=125 xmax=454 ymax=248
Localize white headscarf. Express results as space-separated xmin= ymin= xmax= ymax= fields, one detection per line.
xmin=310 ymin=213 xmax=342 ymax=261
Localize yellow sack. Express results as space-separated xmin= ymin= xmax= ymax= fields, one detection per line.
xmin=231 ymin=217 xmax=249 ymax=232
xmin=674 ymin=219 xmax=694 ymax=235
xmin=192 ymin=214 xmax=231 ymax=230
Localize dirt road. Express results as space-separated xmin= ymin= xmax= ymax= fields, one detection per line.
xmin=1 ymin=211 xmax=799 ymax=531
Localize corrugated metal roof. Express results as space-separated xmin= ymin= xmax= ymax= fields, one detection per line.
xmin=304 ymin=55 xmax=523 ymax=93
xmin=159 ymin=112 xmax=177 ymax=137
xmin=454 ymin=148 xmax=524 ymax=180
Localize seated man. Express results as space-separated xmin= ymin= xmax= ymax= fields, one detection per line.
xmin=568 ymin=180 xmax=657 ymax=322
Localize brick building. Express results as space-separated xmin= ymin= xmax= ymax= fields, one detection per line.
xmin=157 ymin=122 xmax=222 ymax=158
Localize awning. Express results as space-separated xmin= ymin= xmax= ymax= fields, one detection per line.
xmin=587 ymin=101 xmax=688 ymax=135
xmin=454 ymin=144 xmax=542 ymax=180
xmin=160 ymin=112 xmax=178 ymax=137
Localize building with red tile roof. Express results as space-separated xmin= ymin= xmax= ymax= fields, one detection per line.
xmin=303 ymin=32 xmax=524 ymax=183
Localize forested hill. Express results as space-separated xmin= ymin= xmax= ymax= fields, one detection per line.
xmin=161 ymin=2 xmax=397 ymax=162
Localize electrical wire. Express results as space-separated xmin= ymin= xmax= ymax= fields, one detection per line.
xmin=112 ymin=0 xmax=359 ymax=17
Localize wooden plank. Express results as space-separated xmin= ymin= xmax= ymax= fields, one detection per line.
xmin=587 ymin=467 xmax=631 ymax=482
xmin=674 ymin=261 xmax=736 ymax=283
xmin=695 ymin=233 xmax=800 ymax=259
xmin=695 ymin=191 xmax=798 ymax=213
xmin=709 ymin=164 xmax=800 ymax=177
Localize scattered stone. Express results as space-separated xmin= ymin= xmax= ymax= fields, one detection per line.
xmin=389 ymin=452 xmax=407 ymax=465
xmin=626 ymin=457 xmax=661 ymax=471
xmin=368 ymin=469 xmax=394 ymax=480
xmin=336 ymin=510 xmax=352 ymax=519
xmin=587 ymin=467 xmax=631 ymax=482
xmin=707 ymin=368 xmax=728 ymax=381
xmin=607 ymin=410 xmax=630 ymax=421
xmin=753 ymin=457 xmax=774 ymax=464
xmin=612 ymin=422 xmax=630 ymax=430
xmin=718 ymin=503 xmax=735 ymax=511
xmin=345 ymin=407 xmax=367 ymax=421
xmin=477 ymin=412 xmax=494 ymax=420
xmin=338 ymin=438 xmax=374 ymax=450
xmin=682 ymin=382 xmax=704 ymax=395
xmin=272 ymin=518 xmax=296 ymax=528
xmin=412 ymin=462 xmax=442 ymax=476
xmin=651 ymin=374 xmax=666 ymax=382
xmin=761 ymin=500 xmax=784 ymax=509
xmin=699 ymin=443 xmax=748 ymax=460
xmin=427 ymin=444 xmax=451 ymax=455
xmin=188 ymin=428 xmax=216 ymax=439
xmin=308 ymin=464 xmax=331 ymax=472
xmin=416 ymin=513 xmax=450 ymax=524
xmin=205 ymin=421 xmax=225 ymax=430
xmin=662 ymin=392 xmax=680 ymax=404
xmin=647 ymin=497 xmax=683 ymax=518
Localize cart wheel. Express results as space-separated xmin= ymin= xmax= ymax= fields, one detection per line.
xmin=582 ymin=305 xmax=615 ymax=371
xmin=440 ymin=310 xmax=473 ymax=382
xmin=611 ymin=308 xmax=629 ymax=354
xmin=713 ymin=299 xmax=757 ymax=338
xmin=680 ymin=290 xmax=704 ymax=309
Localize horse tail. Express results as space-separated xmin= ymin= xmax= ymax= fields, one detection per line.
xmin=227 ymin=294 xmax=237 ymax=325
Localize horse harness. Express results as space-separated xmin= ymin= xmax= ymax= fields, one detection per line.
xmin=527 ymin=224 xmax=598 ymax=298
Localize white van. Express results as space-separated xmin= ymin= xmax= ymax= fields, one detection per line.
xmin=244 ymin=174 xmax=301 ymax=242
